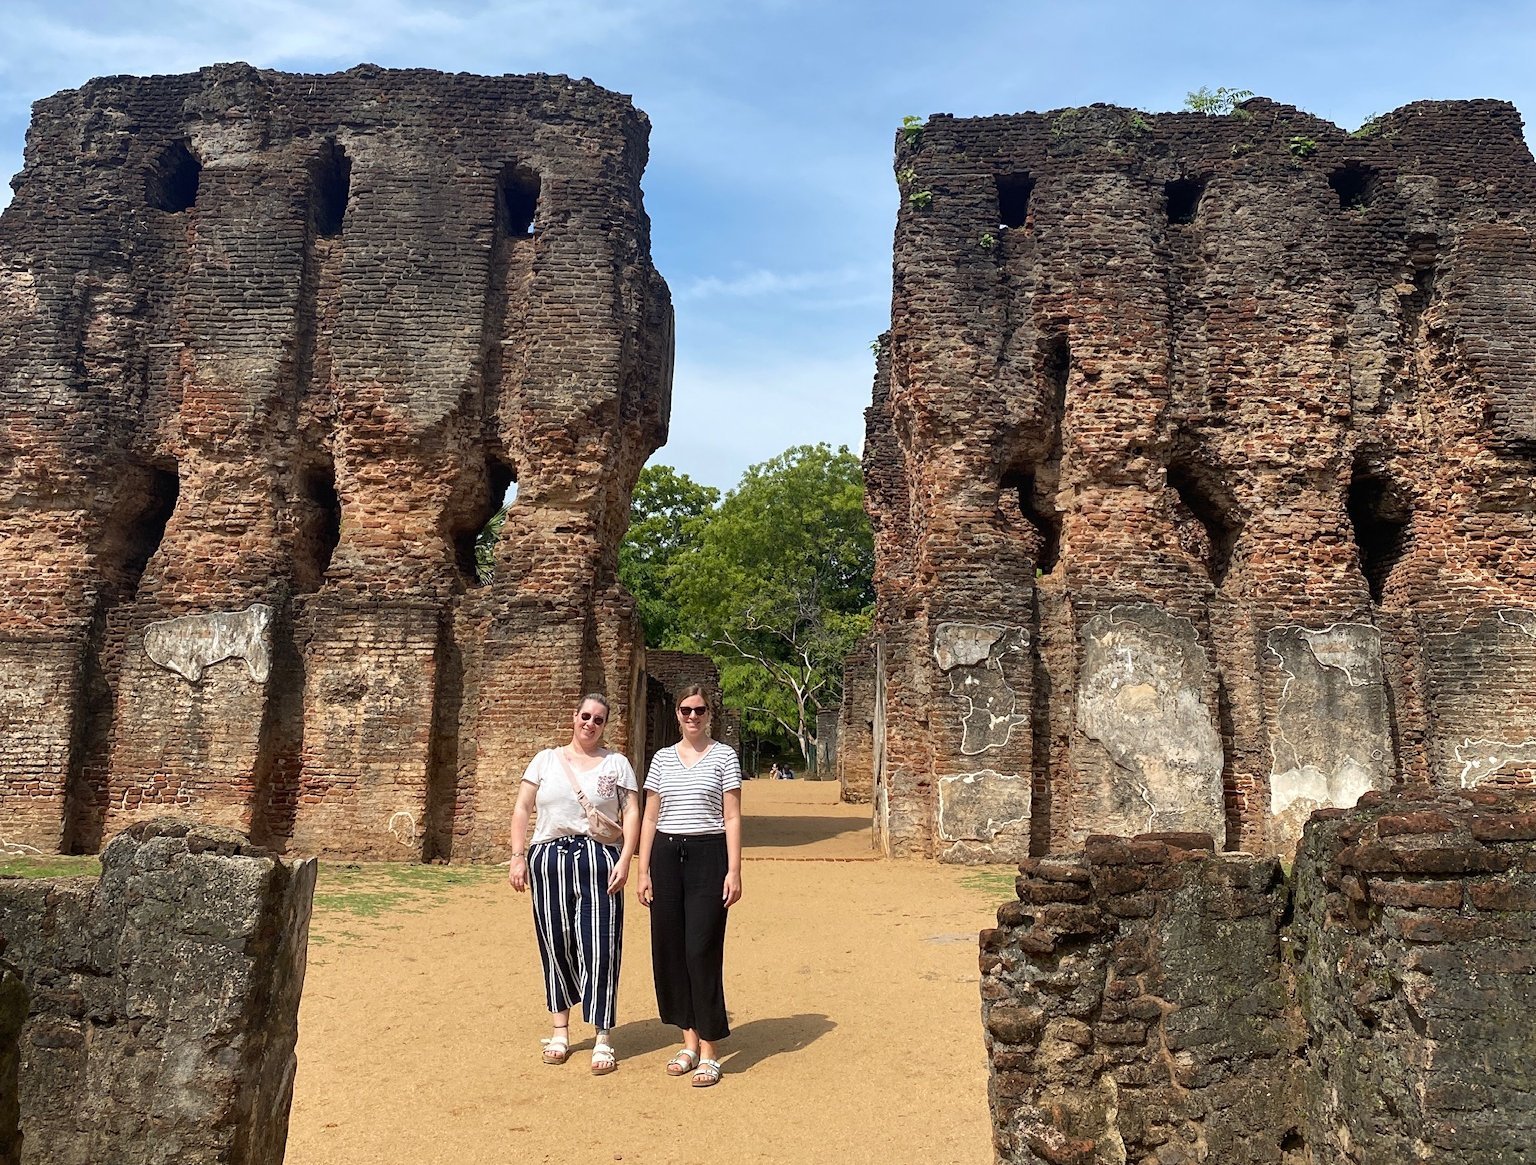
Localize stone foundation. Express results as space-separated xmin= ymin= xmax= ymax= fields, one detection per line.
xmin=980 ymin=788 xmax=1536 ymax=1163
xmin=0 ymin=819 xmax=315 ymax=1165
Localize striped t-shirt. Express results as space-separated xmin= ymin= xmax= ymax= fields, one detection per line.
xmin=645 ymin=741 xmax=742 ymax=834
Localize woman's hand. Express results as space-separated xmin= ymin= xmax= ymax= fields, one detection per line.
xmin=723 ymin=869 xmax=742 ymax=907
xmin=636 ymin=870 xmax=654 ymax=907
xmin=607 ymin=855 xmax=630 ymax=896
xmin=509 ymin=854 xmax=528 ymax=892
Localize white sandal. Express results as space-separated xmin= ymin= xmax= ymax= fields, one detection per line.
xmin=665 ymin=1048 xmax=700 ymax=1076
xmin=540 ymin=1028 xmax=570 ymax=1065
xmin=692 ymin=1058 xmax=722 ymax=1088
xmin=591 ymin=1041 xmax=617 ymax=1076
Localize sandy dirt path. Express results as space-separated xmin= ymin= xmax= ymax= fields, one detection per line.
xmin=286 ymin=782 xmax=1007 ymax=1165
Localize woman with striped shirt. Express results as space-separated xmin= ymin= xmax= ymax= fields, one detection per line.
xmin=508 ymin=693 xmax=640 ymax=1076
xmin=636 ymin=684 xmax=743 ymax=1087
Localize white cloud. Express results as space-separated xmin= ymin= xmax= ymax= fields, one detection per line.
xmin=676 ymin=265 xmax=880 ymax=303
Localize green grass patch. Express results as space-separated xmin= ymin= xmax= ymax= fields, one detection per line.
xmin=310 ymin=861 xmax=500 ymax=924
xmin=0 ymin=855 xmax=100 ymax=880
xmin=959 ymin=869 xmax=1018 ymax=900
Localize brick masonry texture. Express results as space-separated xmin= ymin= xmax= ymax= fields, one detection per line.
xmin=980 ymin=788 xmax=1536 ymax=1164
xmin=0 ymin=65 xmax=673 ymax=861
xmin=640 ymin=650 xmax=740 ymax=773
xmin=863 ymin=98 xmax=1536 ymax=861
xmin=0 ymin=818 xmax=315 ymax=1165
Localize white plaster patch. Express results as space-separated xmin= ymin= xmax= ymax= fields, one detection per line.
xmin=933 ymin=622 xmax=1004 ymax=670
xmin=1453 ymin=738 xmax=1536 ymax=787
xmin=1265 ymin=623 xmax=1392 ymax=825
xmin=936 ymin=770 xmax=1029 ymax=841
xmin=143 ymin=603 xmax=274 ymax=683
xmin=1298 ymin=624 xmax=1379 ymax=687
xmin=1270 ymin=758 xmax=1377 ymax=816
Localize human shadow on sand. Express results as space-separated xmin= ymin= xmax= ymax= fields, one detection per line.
xmin=745 ymin=815 xmax=870 ymax=847
xmin=607 ymin=1013 xmax=835 ymax=1071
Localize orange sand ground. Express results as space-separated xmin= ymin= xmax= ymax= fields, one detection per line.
xmin=286 ymin=781 xmax=1011 ymax=1165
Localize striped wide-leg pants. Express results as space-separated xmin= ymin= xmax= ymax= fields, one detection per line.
xmin=527 ymin=834 xmax=624 ymax=1029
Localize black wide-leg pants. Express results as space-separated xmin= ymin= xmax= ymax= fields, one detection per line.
xmin=649 ymin=831 xmax=730 ymax=1041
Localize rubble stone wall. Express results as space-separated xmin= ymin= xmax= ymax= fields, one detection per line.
xmin=867 ymin=97 xmax=1536 ymax=860
xmin=980 ymin=789 xmax=1536 ymax=1164
xmin=0 ymin=819 xmax=315 ymax=1165
xmin=0 ymin=66 xmax=672 ymax=861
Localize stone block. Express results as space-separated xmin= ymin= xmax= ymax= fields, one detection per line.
xmin=0 ymin=818 xmax=315 ymax=1165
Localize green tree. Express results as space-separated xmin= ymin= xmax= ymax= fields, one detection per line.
xmin=618 ymin=464 xmax=720 ymax=647
xmin=669 ymin=444 xmax=873 ymax=766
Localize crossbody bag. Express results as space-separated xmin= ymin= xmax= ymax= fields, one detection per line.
xmin=555 ymin=749 xmax=625 ymax=844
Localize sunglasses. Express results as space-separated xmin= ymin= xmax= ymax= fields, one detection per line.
xmin=578 ymin=712 xmax=607 ymax=725
xmin=678 ymin=705 xmax=708 ymax=717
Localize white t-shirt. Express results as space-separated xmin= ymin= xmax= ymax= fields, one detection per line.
xmin=645 ymin=741 xmax=742 ymax=834
xmin=522 ymin=748 xmax=638 ymax=844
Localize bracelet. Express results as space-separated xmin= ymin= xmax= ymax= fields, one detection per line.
xmin=510 ymin=851 xmax=526 ymax=859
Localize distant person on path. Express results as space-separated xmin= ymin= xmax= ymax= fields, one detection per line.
xmin=508 ymin=693 xmax=640 ymax=1076
xmin=636 ymin=685 xmax=743 ymax=1087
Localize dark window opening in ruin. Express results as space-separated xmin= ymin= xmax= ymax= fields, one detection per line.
xmin=997 ymin=173 xmax=1034 ymax=230
xmin=295 ymin=462 xmax=342 ymax=590
xmin=310 ymin=140 xmax=352 ymax=237
xmin=1166 ymin=460 xmax=1241 ymax=586
xmin=112 ymin=464 xmax=179 ymax=598
xmin=1346 ymin=461 xmax=1412 ymax=604
xmin=1041 ymin=332 xmax=1070 ymax=411
xmin=1005 ymin=472 xmax=1062 ymax=574
xmin=1165 ymin=176 xmax=1207 ymax=224
xmin=499 ymin=163 xmax=541 ymax=237
xmin=145 ymin=140 xmax=201 ymax=213
xmin=1329 ymin=162 xmax=1377 ymax=210
xmin=461 ymin=457 xmax=518 ymax=585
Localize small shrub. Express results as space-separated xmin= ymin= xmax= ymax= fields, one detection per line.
xmin=907 ymin=189 xmax=933 ymax=210
xmin=1185 ymin=87 xmax=1254 ymax=116
xmin=1288 ymin=135 xmax=1319 ymax=160
xmin=901 ymin=114 xmax=926 ymax=146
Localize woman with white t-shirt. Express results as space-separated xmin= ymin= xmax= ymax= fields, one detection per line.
xmin=636 ymin=684 xmax=742 ymax=1088
xmin=508 ymin=693 xmax=640 ymax=1075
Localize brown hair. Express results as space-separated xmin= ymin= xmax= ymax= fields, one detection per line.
xmin=674 ymin=684 xmax=710 ymax=712
xmin=576 ymin=692 xmax=611 ymax=714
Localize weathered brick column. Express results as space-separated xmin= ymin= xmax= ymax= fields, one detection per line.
xmin=981 ymin=789 xmax=1536 ymax=1164
xmin=1293 ymin=789 xmax=1536 ymax=1162
xmin=0 ymin=819 xmax=315 ymax=1165
xmin=980 ymin=834 xmax=1295 ymax=1163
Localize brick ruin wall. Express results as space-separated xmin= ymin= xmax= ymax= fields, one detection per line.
xmin=0 ymin=66 xmax=673 ymax=862
xmin=0 ymin=818 xmax=315 ymax=1165
xmin=864 ymin=98 xmax=1536 ymax=861
xmin=836 ymin=636 xmax=877 ymax=802
xmin=981 ymin=788 xmax=1536 ymax=1164
xmin=640 ymin=649 xmax=739 ymax=773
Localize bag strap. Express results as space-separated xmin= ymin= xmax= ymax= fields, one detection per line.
xmin=555 ymin=748 xmax=600 ymax=813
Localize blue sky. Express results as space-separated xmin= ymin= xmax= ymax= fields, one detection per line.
xmin=3 ymin=1 xmax=1535 ymax=490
